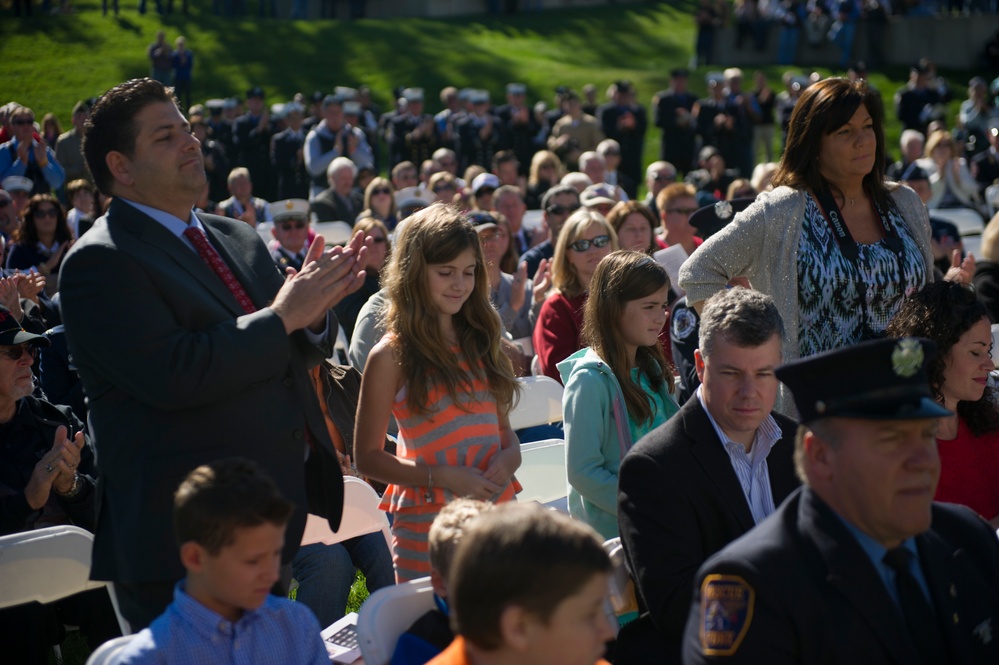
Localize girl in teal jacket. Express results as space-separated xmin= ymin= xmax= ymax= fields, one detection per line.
xmin=557 ymin=251 xmax=680 ymax=540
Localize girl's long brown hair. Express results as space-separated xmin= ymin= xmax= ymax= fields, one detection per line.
xmin=382 ymin=204 xmax=519 ymax=417
xmin=582 ymin=250 xmax=674 ymax=425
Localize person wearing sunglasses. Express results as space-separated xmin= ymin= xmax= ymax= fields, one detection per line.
xmin=533 ymin=209 xmax=619 ymax=384
xmin=0 ymin=106 xmax=66 ymax=197
xmin=0 ymin=303 xmax=122 ymax=662
xmin=358 ymin=177 xmax=398 ymax=230
xmin=428 ymin=171 xmax=459 ymax=205
xmin=520 ymin=184 xmax=580 ymax=280
xmin=334 ymin=215 xmax=389 ymax=342
xmin=268 ymin=198 xmax=312 ymax=272
xmin=655 ymin=182 xmax=702 ymax=255
xmin=6 ymin=194 xmax=73 ymax=295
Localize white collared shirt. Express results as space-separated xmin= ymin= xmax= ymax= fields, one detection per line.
xmin=696 ymin=385 xmax=781 ymax=524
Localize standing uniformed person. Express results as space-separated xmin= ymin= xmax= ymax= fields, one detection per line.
xmin=683 ymin=337 xmax=999 ymax=664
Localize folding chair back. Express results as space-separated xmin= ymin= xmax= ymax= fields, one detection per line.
xmin=357 ymin=577 xmax=435 ymax=665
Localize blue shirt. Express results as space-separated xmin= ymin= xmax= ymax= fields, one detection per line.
xmin=697 ymin=386 xmax=781 ymax=524
xmin=839 ymin=518 xmax=932 ymax=606
xmin=115 ymin=581 xmax=329 ymax=665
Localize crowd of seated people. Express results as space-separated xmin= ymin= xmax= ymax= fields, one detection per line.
xmin=6 ymin=52 xmax=999 ymax=664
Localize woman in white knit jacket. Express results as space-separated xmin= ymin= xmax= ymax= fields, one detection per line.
xmin=679 ymin=78 xmax=940 ymax=415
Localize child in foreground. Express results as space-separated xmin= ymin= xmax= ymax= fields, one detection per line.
xmin=355 ymin=204 xmax=521 ymax=582
xmin=427 ymin=502 xmax=616 ymax=665
xmin=113 ymin=458 xmax=328 ymax=664
xmin=391 ymin=499 xmax=494 ymax=665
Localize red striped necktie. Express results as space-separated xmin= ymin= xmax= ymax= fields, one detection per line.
xmin=183 ymin=226 xmax=256 ymax=314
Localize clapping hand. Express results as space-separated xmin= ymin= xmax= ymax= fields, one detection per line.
xmin=24 ymin=426 xmax=85 ymax=510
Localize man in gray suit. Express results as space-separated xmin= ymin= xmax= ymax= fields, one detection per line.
xmin=60 ymin=78 xmax=368 ymax=630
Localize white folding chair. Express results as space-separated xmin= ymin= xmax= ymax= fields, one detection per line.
xmin=85 ymin=635 xmax=139 ymax=665
xmin=509 ymin=376 xmax=564 ymax=430
xmin=301 ymin=476 xmax=394 ymax=556
xmin=0 ymin=526 xmax=130 ymax=636
xmin=313 ymin=221 xmax=355 ymax=246
xmin=357 ymin=577 xmax=435 ymax=665
xmin=516 ymin=438 xmax=568 ymax=511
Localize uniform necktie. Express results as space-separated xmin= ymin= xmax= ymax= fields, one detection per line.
xmin=183 ymin=226 xmax=256 ymax=314
xmin=882 ymin=547 xmax=949 ymax=665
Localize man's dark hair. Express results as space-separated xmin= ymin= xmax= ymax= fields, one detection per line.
xmin=540 ymin=184 xmax=579 ymax=211
xmin=491 ymin=150 xmax=518 ymax=173
xmin=699 ymin=287 xmax=784 ymax=358
xmin=450 ymin=503 xmax=610 ymax=650
xmin=173 ymin=457 xmax=293 ymax=555
xmin=83 ymin=78 xmax=177 ymax=195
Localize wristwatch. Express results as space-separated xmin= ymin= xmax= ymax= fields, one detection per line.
xmin=55 ymin=472 xmax=82 ymax=499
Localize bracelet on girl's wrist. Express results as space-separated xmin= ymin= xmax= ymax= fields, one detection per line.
xmin=423 ymin=461 xmax=434 ymax=503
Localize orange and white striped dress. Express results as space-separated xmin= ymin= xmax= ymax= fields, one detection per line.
xmin=380 ymin=352 xmax=520 ymax=582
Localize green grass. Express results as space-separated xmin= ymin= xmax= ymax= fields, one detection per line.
xmin=0 ymin=2 xmax=980 ymax=177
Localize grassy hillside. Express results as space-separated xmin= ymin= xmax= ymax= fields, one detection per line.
xmin=0 ymin=2 xmax=977 ymax=172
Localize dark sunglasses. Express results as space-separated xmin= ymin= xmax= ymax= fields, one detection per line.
xmin=653 ymin=175 xmax=674 ymax=183
xmin=370 ymin=236 xmax=387 ymax=244
xmin=433 ymin=184 xmax=456 ymax=193
xmin=12 ymin=118 xmax=34 ymax=126
xmin=371 ymin=188 xmax=392 ymax=196
xmin=475 ymin=187 xmax=495 ymax=196
xmin=546 ymin=204 xmax=580 ymax=216
xmin=667 ymin=207 xmax=698 ymax=216
xmin=0 ymin=344 xmax=38 ymax=361
xmin=0 ymin=199 xmax=10 ymax=208
xmin=569 ymin=235 xmax=611 ymax=252
xmin=34 ymin=207 xmax=59 ymax=218
xmin=278 ymin=221 xmax=306 ymax=230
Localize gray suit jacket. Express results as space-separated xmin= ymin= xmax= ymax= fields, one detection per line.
xmin=60 ymin=199 xmax=343 ymax=584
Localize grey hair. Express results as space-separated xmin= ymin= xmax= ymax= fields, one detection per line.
xmin=698 ymin=287 xmax=784 ymax=358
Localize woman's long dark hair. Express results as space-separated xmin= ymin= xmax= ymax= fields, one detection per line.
xmin=886 ymin=281 xmax=999 ymax=436
xmin=13 ymin=194 xmax=73 ymax=246
xmin=771 ymin=77 xmax=892 ymax=211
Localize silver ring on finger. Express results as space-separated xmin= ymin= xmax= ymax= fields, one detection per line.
xmin=45 ymin=463 xmax=54 ymax=473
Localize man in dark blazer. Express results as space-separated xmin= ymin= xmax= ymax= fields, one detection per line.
xmin=310 ymin=156 xmax=363 ymax=224
xmin=617 ymin=288 xmax=800 ymax=664
xmin=683 ymin=338 xmax=999 ymax=664
xmin=59 ymin=78 xmax=368 ymax=630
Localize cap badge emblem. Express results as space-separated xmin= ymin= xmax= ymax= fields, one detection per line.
xmin=891 ymin=338 xmax=923 ymax=378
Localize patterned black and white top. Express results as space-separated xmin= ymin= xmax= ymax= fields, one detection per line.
xmin=797 ymin=194 xmax=927 ymax=358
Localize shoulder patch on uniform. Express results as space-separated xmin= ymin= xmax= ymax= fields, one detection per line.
xmin=672 ymin=306 xmax=698 ymax=341
xmin=698 ymin=574 xmax=755 ymax=656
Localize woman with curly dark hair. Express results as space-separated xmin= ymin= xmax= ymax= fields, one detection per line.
xmin=6 ymin=194 xmax=74 ymax=294
xmin=886 ymin=280 xmax=999 ymax=526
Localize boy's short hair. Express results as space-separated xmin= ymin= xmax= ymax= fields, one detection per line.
xmin=66 ymin=179 xmax=95 ymax=200
xmin=449 ymin=503 xmax=610 ymax=650
xmin=428 ymin=499 xmax=493 ymax=579
xmin=173 ymin=457 xmax=293 ymax=555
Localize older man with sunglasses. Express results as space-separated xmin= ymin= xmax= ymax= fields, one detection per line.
xmin=268 ymin=198 xmax=311 ymax=273
xmin=0 ymin=304 xmax=121 ymax=661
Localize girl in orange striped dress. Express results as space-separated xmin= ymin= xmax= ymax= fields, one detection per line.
xmin=354 ymin=204 xmax=522 ymax=582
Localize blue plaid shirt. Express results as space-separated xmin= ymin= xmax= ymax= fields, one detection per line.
xmin=115 ymin=581 xmax=329 ymax=665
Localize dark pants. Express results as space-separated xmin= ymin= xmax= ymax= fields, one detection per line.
xmin=113 ymin=580 xmax=176 ymax=632
xmin=0 ymin=588 xmax=122 ymax=664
